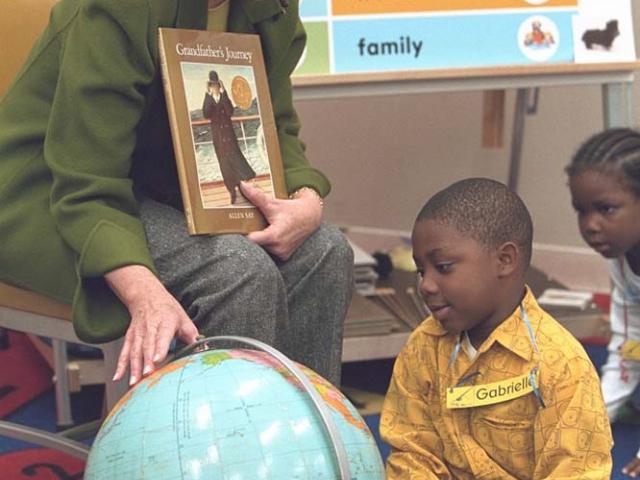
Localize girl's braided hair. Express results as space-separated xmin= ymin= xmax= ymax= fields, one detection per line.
xmin=566 ymin=128 xmax=640 ymax=196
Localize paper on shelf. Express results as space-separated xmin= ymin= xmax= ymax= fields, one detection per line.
xmin=537 ymin=288 xmax=593 ymax=309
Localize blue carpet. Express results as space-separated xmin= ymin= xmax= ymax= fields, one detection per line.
xmin=0 ymin=392 xmax=57 ymax=453
xmin=0 ymin=384 xmax=101 ymax=454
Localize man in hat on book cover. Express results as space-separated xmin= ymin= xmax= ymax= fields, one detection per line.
xmin=203 ymin=69 xmax=256 ymax=205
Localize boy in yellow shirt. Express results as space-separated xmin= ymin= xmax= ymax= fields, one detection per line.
xmin=380 ymin=178 xmax=613 ymax=479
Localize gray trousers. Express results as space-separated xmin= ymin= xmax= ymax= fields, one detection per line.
xmin=139 ymin=198 xmax=353 ymax=385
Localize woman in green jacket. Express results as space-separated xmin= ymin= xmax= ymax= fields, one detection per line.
xmin=0 ymin=0 xmax=352 ymax=386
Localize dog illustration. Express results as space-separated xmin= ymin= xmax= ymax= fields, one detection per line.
xmin=582 ymin=20 xmax=620 ymax=50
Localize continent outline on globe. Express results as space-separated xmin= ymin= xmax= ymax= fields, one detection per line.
xmin=85 ymin=347 xmax=385 ymax=479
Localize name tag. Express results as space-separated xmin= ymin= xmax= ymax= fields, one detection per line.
xmin=621 ymin=339 xmax=640 ymax=361
xmin=446 ymin=371 xmax=537 ymax=409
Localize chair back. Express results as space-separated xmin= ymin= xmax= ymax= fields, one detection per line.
xmin=0 ymin=0 xmax=58 ymax=95
xmin=0 ymin=0 xmax=65 ymax=316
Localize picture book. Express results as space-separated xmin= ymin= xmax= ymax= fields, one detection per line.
xmin=158 ymin=28 xmax=287 ymax=234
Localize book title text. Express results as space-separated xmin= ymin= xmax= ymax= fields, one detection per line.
xmin=176 ymin=43 xmax=253 ymax=63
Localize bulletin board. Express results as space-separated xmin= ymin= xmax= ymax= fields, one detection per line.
xmin=293 ymin=0 xmax=636 ymax=77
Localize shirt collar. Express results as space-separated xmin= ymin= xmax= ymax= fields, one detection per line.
xmin=176 ymin=0 xmax=208 ymax=30
xmin=421 ymin=286 xmax=541 ymax=362
xmin=481 ymin=286 xmax=540 ymax=362
xmin=238 ymin=0 xmax=285 ymax=24
xmin=176 ymin=0 xmax=284 ymax=31
xmin=421 ymin=317 xmax=448 ymax=336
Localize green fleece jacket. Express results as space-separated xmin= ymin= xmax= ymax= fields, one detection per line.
xmin=0 ymin=0 xmax=330 ymax=343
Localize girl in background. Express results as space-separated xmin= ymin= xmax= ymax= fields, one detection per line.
xmin=567 ymin=128 xmax=640 ymax=477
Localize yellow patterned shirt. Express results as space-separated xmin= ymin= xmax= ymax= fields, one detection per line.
xmin=380 ymin=287 xmax=613 ymax=479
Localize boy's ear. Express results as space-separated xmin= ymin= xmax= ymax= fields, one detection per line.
xmin=495 ymin=241 xmax=519 ymax=277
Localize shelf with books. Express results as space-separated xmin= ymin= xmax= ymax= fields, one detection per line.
xmin=341 ymin=233 xmax=611 ymax=362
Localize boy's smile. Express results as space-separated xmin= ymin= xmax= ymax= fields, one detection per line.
xmin=412 ymin=219 xmax=507 ymax=342
xmin=428 ymin=303 xmax=452 ymax=321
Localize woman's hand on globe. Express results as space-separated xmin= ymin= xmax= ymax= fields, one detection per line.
xmin=240 ymin=182 xmax=322 ymax=261
xmin=105 ymin=265 xmax=199 ymax=385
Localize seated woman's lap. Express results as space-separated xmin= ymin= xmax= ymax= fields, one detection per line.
xmin=138 ymin=197 xmax=353 ymax=385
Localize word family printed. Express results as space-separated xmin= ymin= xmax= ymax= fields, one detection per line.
xmin=357 ymin=36 xmax=424 ymax=59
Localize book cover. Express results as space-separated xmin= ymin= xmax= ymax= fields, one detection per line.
xmin=158 ymin=28 xmax=287 ymax=234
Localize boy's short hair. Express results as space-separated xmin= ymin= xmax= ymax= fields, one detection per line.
xmin=415 ymin=178 xmax=533 ymax=267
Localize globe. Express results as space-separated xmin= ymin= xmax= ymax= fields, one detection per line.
xmin=85 ymin=337 xmax=385 ymax=479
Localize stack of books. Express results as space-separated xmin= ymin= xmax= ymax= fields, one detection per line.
xmin=348 ymin=239 xmax=379 ymax=297
xmin=344 ymin=238 xmax=398 ymax=337
xmin=343 ymin=292 xmax=398 ymax=338
xmin=536 ymin=287 xmax=610 ymax=344
xmin=343 ymin=236 xmax=610 ymax=345
xmin=371 ymin=269 xmax=429 ymax=331
xmin=525 ymin=267 xmax=610 ymax=344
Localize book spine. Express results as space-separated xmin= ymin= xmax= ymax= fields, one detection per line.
xmin=157 ymin=31 xmax=197 ymax=235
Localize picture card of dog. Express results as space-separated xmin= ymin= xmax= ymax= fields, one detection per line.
xmin=572 ymin=0 xmax=635 ymax=63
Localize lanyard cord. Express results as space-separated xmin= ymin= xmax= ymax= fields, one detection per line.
xmin=522 ymin=306 xmax=541 ymax=356
xmin=448 ymin=305 xmax=541 ymax=367
xmin=619 ymin=257 xmax=630 ymax=382
xmin=447 ymin=337 xmax=463 ymax=370
xmin=447 ymin=305 xmax=545 ymax=407
xmin=519 ymin=306 xmax=546 ymax=407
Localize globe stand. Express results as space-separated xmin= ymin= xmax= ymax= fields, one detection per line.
xmin=0 ymin=420 xmax=90 ymax=460
xmin=176 ymin=335 xmax=353 ymax=480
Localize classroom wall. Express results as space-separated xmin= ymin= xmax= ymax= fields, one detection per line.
xmin=294 ymin=7 xmax=640 ymax=251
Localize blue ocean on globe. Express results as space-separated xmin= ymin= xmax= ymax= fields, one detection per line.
xmin=85 ymin=347 xmax=385 ymax=479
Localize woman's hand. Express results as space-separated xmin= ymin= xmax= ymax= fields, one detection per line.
xmin=105 ymin=265 xmax=199 ymax=385
xmin=240 ymin=182 xmax=322 ymax=260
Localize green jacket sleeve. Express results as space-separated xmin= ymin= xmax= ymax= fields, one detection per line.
xmin=44 ymin=0 xmax=158 ymax=340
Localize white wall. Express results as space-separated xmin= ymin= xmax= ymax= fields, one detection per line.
xmin=294 ymin=6 xmax=640 ymax=250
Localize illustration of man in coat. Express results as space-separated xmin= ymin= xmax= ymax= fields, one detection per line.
xmin=203 ymin=70 xmax=256 ymax=204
